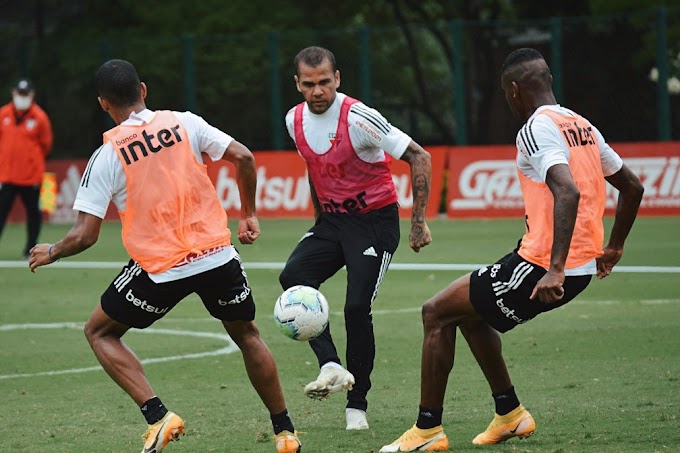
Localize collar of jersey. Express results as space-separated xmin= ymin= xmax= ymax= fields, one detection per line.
xmin=121 ymin=108 xmax=155 ymax=126
xmin=530 ymin=104 xmax=561 ymax=120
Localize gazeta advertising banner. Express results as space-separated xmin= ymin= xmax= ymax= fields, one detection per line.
xmin=446 ymin=141 xmax=680 ymax=217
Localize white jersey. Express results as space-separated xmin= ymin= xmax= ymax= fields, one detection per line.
xmin=516 ymin=105 xmax=623 ymax=182
xmin=515 ymin=104 xmax=624 ymax=276
xmin=285 ymin=92 xmax=412 ymax=161
xmin=74 ymin=109 xmax=236 ymax=283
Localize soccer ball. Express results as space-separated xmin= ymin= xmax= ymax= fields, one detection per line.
xmin=274 ymin=285 xmax=329 ymax=341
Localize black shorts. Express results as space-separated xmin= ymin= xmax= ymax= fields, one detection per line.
xmin=469 ymin=252 xmax=592 ymax=333
xmin=101 ymin=256 xmax=255 ymax=329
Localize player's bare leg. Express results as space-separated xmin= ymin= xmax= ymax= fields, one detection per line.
xmin=458 ymin=302 xmax=535 ymax=445
xmin=459 ymin=320 xmax=512 ymax=394
xmin=381 ymin=274 xmax=478 ymax=452
xmin=223 ymin=320 xmax=300 ymax=452
xmin=83 ymin=304 xmax=154 ymax=404
xmin=85 ymin=305 xmax=185 ymax=452
xmin=222 ymin=320 xmax=288 ymax=414
xmin=420 ymin=273 xmax=480 ymax=408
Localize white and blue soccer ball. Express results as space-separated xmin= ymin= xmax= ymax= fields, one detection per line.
xmin=274 ymin=285 xmax=329 ymax=341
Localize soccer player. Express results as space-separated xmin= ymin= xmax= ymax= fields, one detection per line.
xmin=279 ymin=46 xmax=433 ymax=430
xmin=380 ymin=48 xmax=644 ymax=452
xmin=28 ymin=59 xmax=301 ymax=453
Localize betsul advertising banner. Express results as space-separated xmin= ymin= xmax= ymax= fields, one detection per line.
xmin=207 ymin=148 xmax=446 ymax=218
xmin=447 ymin=142 xmax=680 ymax=218
xmin=8 ymin=148 xmax=446 ymax=223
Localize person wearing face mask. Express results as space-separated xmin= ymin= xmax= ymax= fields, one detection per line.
xmin=0 ymin=78 xmax=53 ymax=258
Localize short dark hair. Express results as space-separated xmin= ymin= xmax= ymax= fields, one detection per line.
xmin=294 ymin=46 xmax=337 ymax=75
xmin=501 ymin=48 xmax=545 ymax=76
xmin=95 ymin=59 xmax=142 ymax=107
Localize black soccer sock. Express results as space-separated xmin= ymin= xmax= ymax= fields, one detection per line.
xmin=492 ymin=386 xmax=520 ymax=416
xmin=416 ymin=405 xmax=443 ymax=429
xmin=271 ymin=409 xmax=295 ymax=435
xmin=140 ymin=396 xmax=168 ymax=425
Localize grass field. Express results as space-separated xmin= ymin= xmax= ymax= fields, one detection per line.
xmin=1 ymin=217 xmax=679 ymax=452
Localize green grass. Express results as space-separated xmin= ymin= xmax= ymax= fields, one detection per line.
xmin=1 ymin=217 xmax=679 ymax=452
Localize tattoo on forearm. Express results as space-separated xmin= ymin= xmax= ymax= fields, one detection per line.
xmin=412 ymin=173 xmax=428 ymax=223
xmin=402 ymin=143 xmax=431 ymax=224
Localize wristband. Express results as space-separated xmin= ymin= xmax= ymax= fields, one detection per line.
xmin=48 ymin=244 xmax=60 ymax=263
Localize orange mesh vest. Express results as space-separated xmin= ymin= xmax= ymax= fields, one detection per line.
xmin=103 ymin=111 xmax=231 ymax=273
xmin=517 ymin=109 xmax=606 ymax=269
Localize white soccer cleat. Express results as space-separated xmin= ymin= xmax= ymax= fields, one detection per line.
xmin=345 ymin=408 xmax=369 ymax=430
xmin=304 ymin=363 xmax=355 ymax=400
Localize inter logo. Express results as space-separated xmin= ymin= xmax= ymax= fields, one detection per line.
xmin=118 ymin=124 xmax=182 ymax=165
xmin=561 ymin=121 xmax=595 ymax=148
xmin=321 ymin=190 xmax=368 ymax=214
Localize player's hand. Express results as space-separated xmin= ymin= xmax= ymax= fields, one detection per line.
xmin=238 ymin=216 xmax=261 ymax=245
xmin=530 ymin=269 xmax=565 ymax=303
xmin=28 ymin=243 xmax=55 ymax=273
xmin=596 ymin=246 xmax=623 ymax=279
xmin=409 ymin=221 xmax=432 ymax=253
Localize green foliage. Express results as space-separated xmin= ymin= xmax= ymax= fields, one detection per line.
xmin=2 ymin=2 xmax=679 ymax=157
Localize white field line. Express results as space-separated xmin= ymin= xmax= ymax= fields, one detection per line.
xmin=2 ymin=298 xmax=678 ymax=379
xmin=0 ymin=323 xmax=238 ymax=380
xmin=148 ymin=299 xmax=680 ymax=323
xmin=2 ymin=260 xmax=679 ymax=273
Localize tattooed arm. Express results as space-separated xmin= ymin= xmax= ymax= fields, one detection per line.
xmin=400 ymin=140 xmax=432 ymax=252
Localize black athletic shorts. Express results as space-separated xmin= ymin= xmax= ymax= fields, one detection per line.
xmin=469 ymin=252 xmax=592 ymax=333
xmin=101 ymin=256 xmax=255 ymax=329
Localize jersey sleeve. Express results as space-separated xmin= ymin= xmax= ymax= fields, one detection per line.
xmin=72 ymin=144 xmax=116 ymax=219
xmin=348 ymin=103 xmax=411 ymax=159
xmin=516 ymin=114 xmax=569 ymax=182
xmin=591 ymin=124 xmax=624 ymax=176
xmin=175 ymin=111 xmax=233 ymax=161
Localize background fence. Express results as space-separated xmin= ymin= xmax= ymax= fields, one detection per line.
xmin=1 ymin=6 xmax=678 ymax=157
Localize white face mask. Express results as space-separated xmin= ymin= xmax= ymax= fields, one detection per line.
xmin=12 ymin=94 xmax=32 ymax=110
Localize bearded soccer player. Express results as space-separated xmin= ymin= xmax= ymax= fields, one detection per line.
xmin=29 ymin=59 xmax=301 ymax=453
xmin=279 ymin=46 xmax=432 ymax=430
xmin=380 ymin=48 xmax=643 ymax=451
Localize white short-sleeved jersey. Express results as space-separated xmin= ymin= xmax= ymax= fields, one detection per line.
xmin=285 ymin=92 xmax=412 ymax=162
xmin=515 ymin=104 xmax=623 ymax=276
xmin=516 ymin=105 xmax=623 ymax=182
xmin=74 ymin=109 xmax=236 ymax=282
